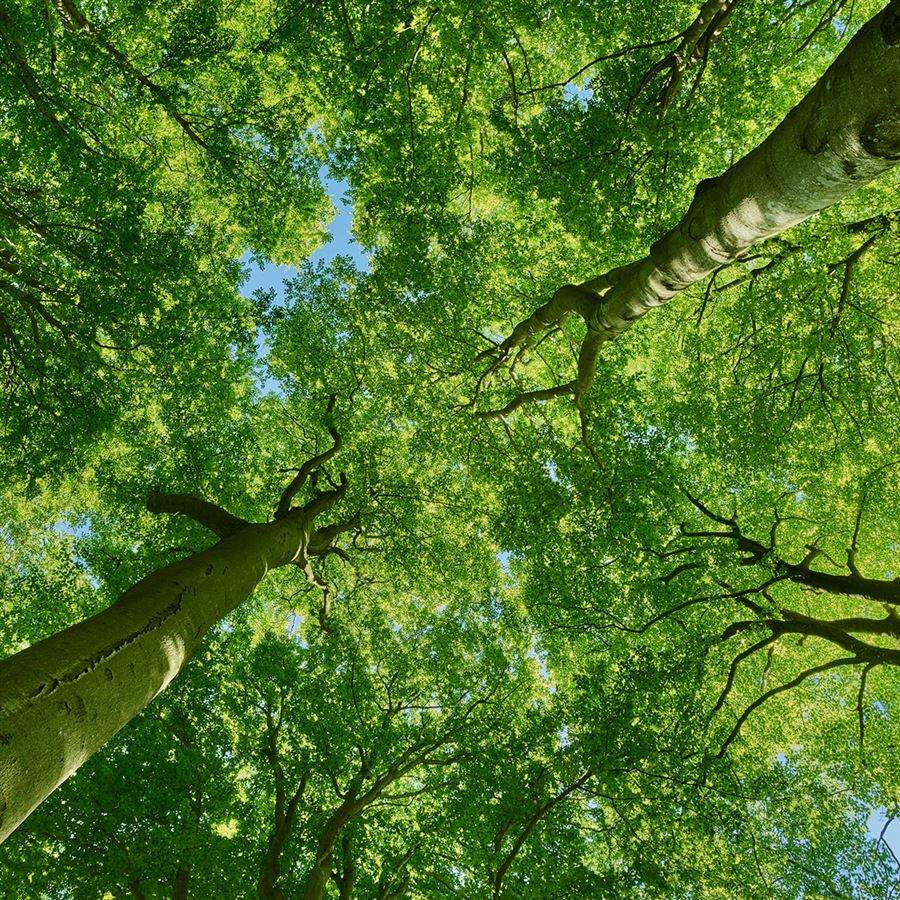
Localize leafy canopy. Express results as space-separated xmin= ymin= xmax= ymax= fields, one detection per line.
xmin=1 ymin=0 xmax=899 ymax=896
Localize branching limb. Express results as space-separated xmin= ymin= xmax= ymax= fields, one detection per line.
xmin=716 ymin=657 xmax=859 ymax=757
xmin=275 ymin=395 xmax=341 ymax=519
xmin=475 ymin=382 xmax=575 ymax=420
xmin=51 ymin=0 xmax=213 ymax=152
xmin=490 ymin=770 xmax=591 ymax=898
xmin=307 ymin=511 xmax=364 ymax=557
xmin=684 ymin=490 xmax=900 ymax=606
xmin=576 ymin=397 xmax=608 ymax=476
xmin=668 ymin=486 xmax=900 ymax=754
xmin=711 ymin=634 xmax=780 ymax=716
xmin=300 ymin=558 xmax=334 ymax=634
xmin=712 ymin=608 xmax=900 ymax=756
xmin=629 ymin=0 xmax=738 ymax=116
xmin=475 ymin=284 xmax=600 ymax=366
xmin=517 ymin=34 xmax=680 ymax=99
xmin=787 ymin=0 xmax=854 ymax=53
xmin=830 ymin=232 xmax=879 ymax=336
xmin=473 ymin=284 xmax=610 ymax=419
xmin=302 ymin=472 xmax=349 ymax=521
xmin=258 ymin=702 xmax=308 ymax=900
xmin=146 ymin=490 xmax=248 ymax=539
xmin=856 ymin=662 xmax=873 ymax=751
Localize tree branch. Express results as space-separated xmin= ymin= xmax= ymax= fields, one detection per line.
xmin=146 ymin=490 xmax=248 ymax=539
xmin=275 ymin=396 xmax=341 ymax=520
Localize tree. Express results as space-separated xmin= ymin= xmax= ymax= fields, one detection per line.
xmin=0 ymin=0 xmax=326 ymax=478
xmin=474 ymin=0 xmax=900 ymax=418
xmin=2 ymin=0 xmax=900 ymax=895
xmin=0 ymin=411 xmax=360 ymax=842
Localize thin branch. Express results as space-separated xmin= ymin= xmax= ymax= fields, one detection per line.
xmin=717 ymin=657 xmax=859 ymax=757
xmin=275 ymin=395 xmax=340 ymax=519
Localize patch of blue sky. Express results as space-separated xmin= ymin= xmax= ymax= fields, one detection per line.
xmin=287 ymin=611 xmax=309 ymax=648
xmin=243 ymin=172 xmax=370 ymax=395
xmin=49 ymin=517 xmax=93 ymax=540
xmin=526 ymin=640 xmax=552 ymax=687
xmin=563 ymin=82 xmax=593 ymax=107
xmin=49 ymin=518 xmax=98 ymax=587
xmin=867 ymin=807 xmax=900 ymax=869
xmin=242 ymin=172 xmax=369 ymax=299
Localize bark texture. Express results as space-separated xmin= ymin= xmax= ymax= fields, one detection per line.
xmin=303 ymin=792 xmax=363 ymax=900
xmin=588 ymin=0 xmax=900 ymax=338
xmin=479 ymin=1 xmax=900 ymax=416
xmin=0 ymin=512 xmax=309 ymax=843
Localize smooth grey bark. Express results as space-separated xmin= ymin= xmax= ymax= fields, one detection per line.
xmin=0 ymin=508 xmax=311 ymax=843
xmin=0 ymin=408 xmax=352 ymax=845
xmin=480 ymin=1 xmax=900 ymax=417
xmin=586 ymin=0 xmax=900 ymax=337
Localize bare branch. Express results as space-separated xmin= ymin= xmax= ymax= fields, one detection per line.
xmin=275 ymin=396 xmax=341 ymax=520
xmin=146 ymin=490 xmax=248 ymax=539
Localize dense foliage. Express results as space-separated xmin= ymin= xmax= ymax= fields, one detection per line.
xmin=1 ymin=0 xmax=899 ymax=896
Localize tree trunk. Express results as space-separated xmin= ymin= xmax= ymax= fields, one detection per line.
xmin=258 ymin=827 xmax=290 ymax=900
xmin=585 ymin=0 xmax=900 ymax=339
xmin=336 ymin=835 xmax=356 ymax=900
xmin=0 ymin=513 xmax=310 ymax=843
xmin=173 ymin=865 xmax=190 ymax=900
xmin=257 ymin=783 xmax=306 ymax=900
xmin=482 ymin=2 xmax=900 ymax=415
xmin=303 ymin=796 xmax=361 ymax=900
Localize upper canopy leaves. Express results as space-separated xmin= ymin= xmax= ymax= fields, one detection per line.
xmin=1 ymin=0 xmax=899 ymax=896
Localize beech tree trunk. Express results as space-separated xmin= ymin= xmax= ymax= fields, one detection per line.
xmin=303 ymin=796 xmax=361 ymax=900
xmin=258 ymin=828 xmax=291 ymax=900
xmin=480 ymin=2 xmax=900 ymax=418
xmin=173 ymin=866 xmax=191 ymax=900
xmin=0 ymin=513 xmax=310 ymax=843
xmin=584 ymin=1 xmax=900 ymax=338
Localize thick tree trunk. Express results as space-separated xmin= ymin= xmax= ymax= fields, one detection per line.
xmin=303 ymin=798 xmax=360 ymax=900
xmin=335 ymin=836 xmax=357 ymax=900
xmin=585 ymin=1 xmax=900 ymax=339
xmin=173 ymin=865 xmax=191 ymax=900
xmin=481 ymin=2 xmax=900 ymax=416
xmin=0 ymin=513 xmax=309 ymax=843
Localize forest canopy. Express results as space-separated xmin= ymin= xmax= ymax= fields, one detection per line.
xmin=1 ymin=0 xmax=900 ymax=896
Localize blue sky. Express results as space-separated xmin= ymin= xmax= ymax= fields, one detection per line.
xmin=241 ymin=174 xmax=369 ymax=303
